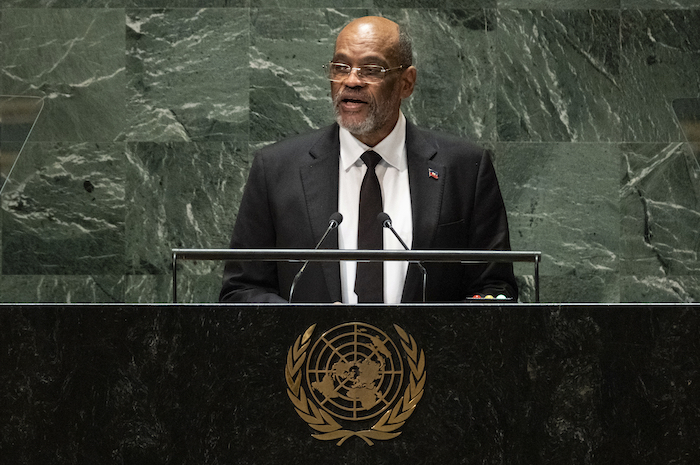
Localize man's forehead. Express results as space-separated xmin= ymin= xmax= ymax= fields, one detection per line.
xmin=333 ymin=21 xmax=399 ymax=63
xmin=332 ymin=51 xmax=389 ymax=65
xmin=335 ymin=17 xmax=399 ymax=47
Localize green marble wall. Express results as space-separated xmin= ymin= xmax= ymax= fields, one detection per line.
xmin=1 ymin=1 xmax=698 ymax=303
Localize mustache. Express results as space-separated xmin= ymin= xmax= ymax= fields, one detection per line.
xmin=333 ymin=91 xmax=372 ymax=106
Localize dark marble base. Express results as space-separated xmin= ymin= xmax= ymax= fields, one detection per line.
xmin=2 ymin=303 xmax=699 ymax=464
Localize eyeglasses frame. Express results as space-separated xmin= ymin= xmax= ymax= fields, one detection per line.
xmin=323 ymin=62 xmax=406 ymax=84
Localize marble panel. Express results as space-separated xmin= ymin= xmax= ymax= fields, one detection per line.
xmin=0 ymin=97 xmax=46 ymax=197
xmin=125 ymin=8 xmax=249 ymax=142
xmin=496 ymin=10 xmax=622 ymax=142
xmin=2 ymin=4 xmax=699 ymax=304
xmin=1 ymin=0 xmax=124 ymax=6
xmin=400 ymin=9 xmax=497 ymax=142
xmin=620 ymin=9 xmax=700 ymax=142
xmin=127 ymin=272 xmax=223 ymax=303
xmin=251 ymin=0 xmax=370 ymax=6
xmin=125 ymin=141 xmax=251 ymax=279
xmin=127 ymin=0 xmax=247 ymax=6
xmin=621 ymin=276 xmax=700 ymax=302
xmin=1 ymin=141 xmax=126 ymax=275
xmin=0 ymin=9 xmax=126 ymax=142
xmin=674 ymin=98 xmax=700 ymax=150
xmin=248 ymin=8 xmax=345 ymax=143
xmin=374 ymin=0 xmax=495 ymax=7
xmin=250 ymin=8 xmax=497 ymax=144
xmin=535 ymin=273 xmax=620 ymax=303
xmin=620 ymin=142 xmax=700 ymax=301
xmin=0 ymin=275 xmax=125 ymax=302
xmin=622 ymin=0 xmax=700 ymax=8
xmin=498 ymin=0 xmax=620 ymax=8
xmin=495 ymin=142 xmax=619 ymax=302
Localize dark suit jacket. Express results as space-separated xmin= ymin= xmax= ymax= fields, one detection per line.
xmin=219 ymin=122 xmax=517 ymax=303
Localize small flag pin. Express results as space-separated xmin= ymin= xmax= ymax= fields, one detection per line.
xmin=428 ymin=168 xmax=439 ymax=180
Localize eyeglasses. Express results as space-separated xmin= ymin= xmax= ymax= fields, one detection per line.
xmin=323 ymin=62 xmax=405 ymax=84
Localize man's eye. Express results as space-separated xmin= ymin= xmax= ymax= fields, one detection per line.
xmin=333 ymin=64 xmax=350 ymax=73
xmin=362 ymin=66 xmax=383 ymax=76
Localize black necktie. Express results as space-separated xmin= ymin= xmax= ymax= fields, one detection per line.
xmin=355 ymin=150 xmax=383 ymax=303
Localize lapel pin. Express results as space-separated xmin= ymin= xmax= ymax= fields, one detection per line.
xmin=428 ymin=168 xmax=439 ymax=180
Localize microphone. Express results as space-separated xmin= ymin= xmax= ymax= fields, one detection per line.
xmin=378 ymin=212 xmax=427 ymax=303
xmin=289 ymin=212 xmax=343 ymax=302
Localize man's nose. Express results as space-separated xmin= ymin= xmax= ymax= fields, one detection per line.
xmin=344 ymin=67 xmax=365 ymax=87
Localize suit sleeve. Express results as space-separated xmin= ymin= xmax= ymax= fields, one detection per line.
xmin=219 ymin=151 xmax=287 ymax=303
xmin=463 ymin=149 xmax=518 ymax=299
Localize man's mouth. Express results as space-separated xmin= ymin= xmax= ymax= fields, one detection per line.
xmin=340 ymin=96 xmax=368 ymax=110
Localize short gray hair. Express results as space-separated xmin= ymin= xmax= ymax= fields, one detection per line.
xmin=397 ymin=27 xmax=413 ymax=67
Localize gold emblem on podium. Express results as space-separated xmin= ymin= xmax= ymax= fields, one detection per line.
xmin=285 ymin=322 xmax=426 ymax=445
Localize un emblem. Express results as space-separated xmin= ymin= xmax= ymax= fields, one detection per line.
xmin=285 ymin=322 xmax=426 ymax=445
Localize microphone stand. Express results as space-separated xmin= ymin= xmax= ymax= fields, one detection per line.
xmin=379 ymin=213 xmax=427 ymax=303
xmin=289 ymin=213 xmax=343 ymax=302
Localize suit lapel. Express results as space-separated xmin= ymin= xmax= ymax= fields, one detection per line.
xmin=300 ymin=124 xmax=342 ymax=301
xmin=403 ymin=123 xmax=444 ymax=301
xmin=406 ymin=122 xmax=443 ymax=248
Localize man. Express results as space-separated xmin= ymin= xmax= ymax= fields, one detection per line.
xmin=220 ymin=16 xmax=517 ymax=303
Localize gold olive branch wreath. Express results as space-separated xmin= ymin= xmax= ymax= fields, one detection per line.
xmin=285 ymin=323 xmax=426 ymax=446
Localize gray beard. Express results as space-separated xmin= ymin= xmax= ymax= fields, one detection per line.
xmin=332 ymin=93 xmax=380 ymax=136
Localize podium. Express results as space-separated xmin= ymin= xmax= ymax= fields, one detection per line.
xmin=2 ymin=302 xmax=699 ymax=463
xmin=172 ymin=248 xmax=543 ymax=302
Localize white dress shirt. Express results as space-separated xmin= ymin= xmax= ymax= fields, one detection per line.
xmin=337 ymin=112 xmax=412 ymax=304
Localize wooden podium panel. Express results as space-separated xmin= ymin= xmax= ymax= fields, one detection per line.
xmin=2 ymin=303 xmax=699 ymax=464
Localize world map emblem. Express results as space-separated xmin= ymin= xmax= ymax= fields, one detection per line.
xmin=285 ymin=322 xmax=426 ymax=445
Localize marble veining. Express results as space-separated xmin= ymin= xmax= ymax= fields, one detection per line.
xmin=497 ymin=142 xmax=619 ymax=302
xmin=1 ymin=141 xmax=125 ymax=275
xmin=0 ymin=275 xmax=125 ymax=302
xmin=402 ymin=9 xmax=497 ymax=142
xmin=621 ymin=142 xmax=700 ymax=281
xmin=125 ymin=9 xmax=250 ymax=142
xmin=1 ymin=4 xmax=700 ymax=303
xmin=620 ymin=9 xmax=700 ymax=142
xmin=1 ymin=9 xmax=126 ymax=142
xmin=496 ymin=9 xmax=622 ymax=142
xmin=125 ymin=141 xmax=250 ymax=277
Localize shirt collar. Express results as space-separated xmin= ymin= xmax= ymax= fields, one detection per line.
xmin=339 ymin=112 xmax=407 ymax=171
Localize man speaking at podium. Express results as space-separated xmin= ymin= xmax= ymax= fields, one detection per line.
xmin=220 ymin=16 xmax=517 ymax=304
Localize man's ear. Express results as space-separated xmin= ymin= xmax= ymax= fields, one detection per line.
xmin=400 ymin=66 xmax=417 ymax=99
